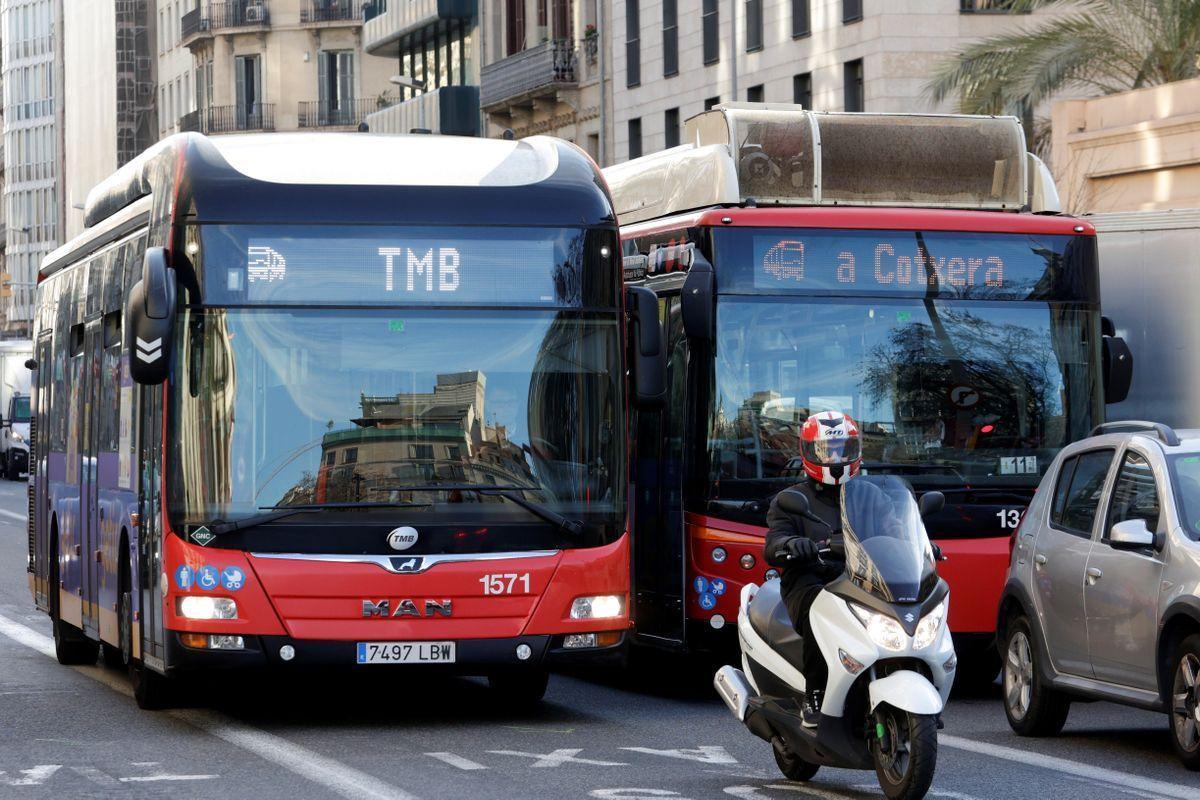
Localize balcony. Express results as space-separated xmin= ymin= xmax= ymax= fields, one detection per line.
xmin=363 ymin=85 xmax=479 ymax=136
xmin=299 ymin=98 xmax=389 ymax=128
xmin=180 ymin=104 xmax=276 ymax=134
xmin=182 ymin=1 xmax=271 ymax=47
xmin=480 ymin=39 xmax=577 ymax=111
xmin=300 ymin=0 xmax=363 ymax=24
xmin=363 ymin=0 xmax=475 ymax=57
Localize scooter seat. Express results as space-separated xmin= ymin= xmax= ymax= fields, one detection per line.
xmin=747 ymin=580 xmax=808 ymax=668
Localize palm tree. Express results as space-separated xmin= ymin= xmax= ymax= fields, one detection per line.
xmin=927 ymin=0 xmax=1200 ymax=152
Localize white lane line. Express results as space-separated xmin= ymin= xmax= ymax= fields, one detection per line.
xmin=425 ymin=752 xmax=488 ymax=771
xmin=0 ymin=611 xmax=418 ymax=800
xmin=119 ymin=773 xmax=218 ymax=782
xmin=0 ymin=507 xmax=26 ymax=522
xmin=942 ymin=734 xmax=1198 ymax=800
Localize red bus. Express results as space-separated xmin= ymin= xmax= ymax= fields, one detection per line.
xmin=28 ymin=131 xmax=659 ymax=708
xmin=606 ymin=106 xmax=1131 ymax=684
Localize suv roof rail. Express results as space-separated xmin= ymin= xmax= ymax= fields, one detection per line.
xmin=1090 ymin=421 xmax=1181 ymax=447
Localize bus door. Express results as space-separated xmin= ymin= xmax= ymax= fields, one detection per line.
xmin=632 ymin=296 xmax=687 ymax=647
xmin=136 ymin=386 xmax=165 ymax=664
xmin=79 ymin=321 xmax=103 ymax=636
xmin=31 ymin=334 xmax=52 ymax=605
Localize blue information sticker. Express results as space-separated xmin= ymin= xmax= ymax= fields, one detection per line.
xmin=698 ymin=592 xmax=717 ymax=611
xmin=693 ymin=576 xmax=710 ymax=594
xmin=710 ymin=578 xmax=727 ymax=596
xmin=175 ymin=565 xmax=193 ymax=591
xmin=196 ymin=566 xmax=220 ymax=592
xmin=221 ymin=566 xmax=246 ymax=592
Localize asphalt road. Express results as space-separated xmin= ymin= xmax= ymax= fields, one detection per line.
xmin=0 ymin=479 xmax=1198 ymax=800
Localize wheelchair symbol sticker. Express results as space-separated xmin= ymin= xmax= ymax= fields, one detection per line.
xmin=698 ymin=592 xmax=717 ymax=610
xmin=197 ymin=566 xmax=219 ymax=591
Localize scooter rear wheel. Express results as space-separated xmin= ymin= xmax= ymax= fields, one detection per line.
xmin=872 ymin=707 xmax=937 ymax=800
xmin=772 ymin=737 xmax=819 ymax=782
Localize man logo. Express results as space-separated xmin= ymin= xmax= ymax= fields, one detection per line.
xmin=387 ymin=526 xmax=419 ymax=551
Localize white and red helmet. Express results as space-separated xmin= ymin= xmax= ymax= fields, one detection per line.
xmin=799 ymin=411 xmax=862 ymax=486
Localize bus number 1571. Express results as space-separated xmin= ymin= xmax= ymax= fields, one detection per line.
xmin=479 ymin=573 xmax=531 ymax=595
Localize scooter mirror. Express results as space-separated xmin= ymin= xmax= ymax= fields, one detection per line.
xmin=774 ymin=489 xmax=811 ymax=517
xmin=919 ymin=491 xmax=945 ymax=519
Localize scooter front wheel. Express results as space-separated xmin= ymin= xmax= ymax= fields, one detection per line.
xmin=872 ymin=707 xmax=937 ymax=800
xmin=772 ymin=737 xmax=819 ymax=782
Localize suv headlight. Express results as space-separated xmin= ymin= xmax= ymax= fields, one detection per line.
xmin=849 ymin=603 xmax=907 ymax=652
xmin=913 ymin=598 xmax=948 ymax=650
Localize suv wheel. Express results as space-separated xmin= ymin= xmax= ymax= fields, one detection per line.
xmin=1002 ymin=616 xmax=1070 ymax=736
xmin=1169 ymin=634 xmax=1200 ymax=770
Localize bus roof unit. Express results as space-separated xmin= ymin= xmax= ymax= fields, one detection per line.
xmin=606 ymin=104 xmax=1062 ymax=224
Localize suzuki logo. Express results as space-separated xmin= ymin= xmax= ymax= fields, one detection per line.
xmin=904 ymin=612 xmax=915 ymax=623
xmin=135 ymin=336 xmax=162 ymax=364
xmin=362 ymin=599 xmax=452 ymax=618
xmin=387 ymin=526 xmax=419 ymax=551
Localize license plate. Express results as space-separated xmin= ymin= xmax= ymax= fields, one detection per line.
xmin=356 ymin=641 xmax=456 ymax=664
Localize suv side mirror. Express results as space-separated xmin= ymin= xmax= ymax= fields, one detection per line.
xmin=774 ymin=488 xmax=811 ymax=517
xmin=681 ymin=252 xmax=714 ymax=341
xmin=1109 ymin=518 xmax=1156 ymax=550
xmin=625 ymin=286 xmax=667 ymax=408
xmin=1101 ymin=316 xmax=1132 ymax=404
xmin=126 ymin=247 xmax=178 ymax=385
xmin=919 ymin=491 xmax=946 ymax=519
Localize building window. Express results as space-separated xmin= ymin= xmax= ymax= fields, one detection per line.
xmin=664 ymin=107 xmax=680 ymax=148
xmin=793 ymin=72 xmax=812 ymax=108
xmin=844 ymin=58 xmax=864 ymax=111
xmin=702 ymin=0 xmax=719 ymax=65
xmin=505 ymin=0 xmax=525 ymax=56
xmin=747 ymin=84 xmax=764 ymax=102
xmin=705 ymin=96 xmax=721 ymax=111
xmin=662 ymin=0 xmax=678 ymax=77
xmin=745 ymin=0 xmax=763 ymax=52
xmin=343 ymin=448 xmax=358 ymax=464
xmin=626 ymin=0 xmax=641 ymax=87
xmin=409 ymin=444 xmax=434 ymax=460
xmin=318 ymin=51 xmax=355 ymax=118
xmin=843 ymin=0 xmax=862 ymax=23
xmin=628 ymin=117 xmax=643 ymax=159
xmin=960 ymin=0 xmax=1028 ymax=11
xmin=793 ymin=0 xmax=810 ymax=37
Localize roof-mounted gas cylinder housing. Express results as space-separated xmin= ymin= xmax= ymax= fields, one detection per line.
xmin=605 ymin=103 xmax=1062 ymax=225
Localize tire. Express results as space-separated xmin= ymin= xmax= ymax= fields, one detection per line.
xmin=872 ymin=708 xmax=937 ymax=800
xmin=49 ymin=533 xmax=99 ymax=666
xmin=772 ymin=737 xmax=819 ymax=782
xmin=103 ymin=560 xmax=133 ymax=670
xmin=1168 ymin=634 xmax=1200 ymax=770
xmin=488 ymin=669 xmax=550 ymax=705
xmin=1002 ymin=616 xmax=1070 ymax=736
xmin=130 ymin=656 xmax=174 ymax=710
xmin=951 ymin=643 xmax=1001 ymax=696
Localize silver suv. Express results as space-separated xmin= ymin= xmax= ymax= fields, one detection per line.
xmin=997 ymin=421 xmax=1200 ymax=769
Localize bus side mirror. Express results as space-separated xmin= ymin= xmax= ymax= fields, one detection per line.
xmin=23 ymin=359 xmax=36 ymax=370
xmin=126 ymin=247 xmax=177 ymax=385
xmin=919 ymin=491 xmax=945 ymax=519
xmin=1101 ymin=316 xmax=1132 ymax=405
xmin=626 ymin=286 xmax=667 ymax=409
xmin=681 ymin=254 xmax=714 ymax=341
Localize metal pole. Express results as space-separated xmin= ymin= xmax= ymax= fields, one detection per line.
xmin=729 ymin=0 xmax=738 ymax=101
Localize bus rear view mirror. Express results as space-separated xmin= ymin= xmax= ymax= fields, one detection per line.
xmin=126 ymin=247 xmax=177 ymax=385
xmin=1101 ymin=316 xmax=1132 ymax=405
xmin=626 ymin=286 xmax=667 ymax=408
xmin=681 ymin=254 xmax=714 ymax=341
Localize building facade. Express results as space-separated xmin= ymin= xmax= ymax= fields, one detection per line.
xmin=610 ymin=0 xmax=1061 ymax=162
xmin=360 ymin=0 xmax=482 ymax=136
xmin=179 ymin=0 xmax=395 ymax=135
xmin=158 ymin=0 xmax=196 ymax=137
xmin=1 ymin=0 xmax=61 ymax=334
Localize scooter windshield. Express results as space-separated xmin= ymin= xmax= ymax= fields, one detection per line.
xmin=840 ymin=475 xmax=937 ymax=604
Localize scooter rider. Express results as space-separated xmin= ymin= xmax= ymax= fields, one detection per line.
xmin=764 ymin=410 xmax=862 ymax=727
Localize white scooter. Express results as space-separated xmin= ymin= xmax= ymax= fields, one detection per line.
xmin=714 ymin=475 xmax=955 ymax=800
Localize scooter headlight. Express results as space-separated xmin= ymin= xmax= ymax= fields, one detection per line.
xmin=849 ymin=603 xmax=907 ymax=652
xmin=913 ymin=598 xmax=948 ymax=650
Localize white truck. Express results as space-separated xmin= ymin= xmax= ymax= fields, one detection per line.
xmin=1092 ymin=209 xmax=1200 ymax=427
xmin=0 ymin=339 xmax=33 ymax=480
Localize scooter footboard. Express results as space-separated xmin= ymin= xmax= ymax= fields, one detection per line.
xmin=868 ymin=670 xmax=944 ymax=715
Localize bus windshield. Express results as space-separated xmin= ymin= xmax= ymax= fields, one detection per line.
xmin=167 ymin=307 xmax=624 ymax=532
xmin=707 ymin=297 xmax=1100 ymax=517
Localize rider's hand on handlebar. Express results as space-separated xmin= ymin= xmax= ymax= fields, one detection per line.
xmin=785 ymin=537 xmax=820 ymax=563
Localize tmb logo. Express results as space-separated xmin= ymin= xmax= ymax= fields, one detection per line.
xmin=386 ymin=526 xmax=419 ymax=551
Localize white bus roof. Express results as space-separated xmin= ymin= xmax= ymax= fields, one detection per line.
xmin=605 ymin=105 xmax=1059 ymax=225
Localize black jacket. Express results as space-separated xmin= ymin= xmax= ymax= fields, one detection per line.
xmin=764 ymin=478 xmax=843 ymax=598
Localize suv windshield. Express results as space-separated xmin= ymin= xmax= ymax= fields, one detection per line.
xmin=1168 ymin=455 xmax=1200 ymax=541
xmin=168 ymin=308 xmax=624 ymax=532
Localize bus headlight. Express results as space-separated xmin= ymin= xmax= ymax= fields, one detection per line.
xmin=177 ymin=596 xmax=237 ymax=620
xmin=913 ymin=599 xmax=948 ymax=650
xmin=850 ymin=603 xmax=906 ymax=652
xmin=570 ymin=595 xmax=624 ymax=620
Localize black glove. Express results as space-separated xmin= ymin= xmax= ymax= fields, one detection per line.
xmin=931 ymin=543 xmax=944 ymax=562
xmin=785 ymin=537 xmax=820 ymax=562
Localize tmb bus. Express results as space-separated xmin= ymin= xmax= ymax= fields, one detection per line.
xmin=28 ymin=131 xmax=662 ymax=708
xmin=606 ymin=106 xmax=1131 ymax=684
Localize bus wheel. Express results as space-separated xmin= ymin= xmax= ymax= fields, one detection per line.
xmin=130 ymin=656 xmax=174 ymax=710
xmin=50 ymin=535 xmax=99 ymax=666
xmin=488 ymin=669 xmax=550 ymax=705
xmin=103 ymin=558 xmax=132 ymax=669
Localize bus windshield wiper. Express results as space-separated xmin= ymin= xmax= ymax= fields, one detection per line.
xmin=208 ymin=502 xmax=431 ymax=536
xmin=376 ymin=484 xmax=585 ymax=537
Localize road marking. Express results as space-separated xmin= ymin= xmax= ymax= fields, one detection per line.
xmin=119 ymin=772 xmax=218 ymax=782
xmin=487 ymin=748 xmax=629 ymax=768
xmin=591 ymin=791 xmax=690 ymax=799
xmin=0 ymin=507 xmax=26 ymax=522
xmin=70 ymin=766 xmax=120 ymax=786
xmin=425 ymin=752 xmax=488 ymax=771
xmin=0 ymin=611 xmax=419 ymax=800
xmin=0 ymin=766 xmax=60 ymax=786
xmin=621 ymin=746 xmax=737 ymax=764
xmin=941 ymin=734 xmax=1198 ymax=800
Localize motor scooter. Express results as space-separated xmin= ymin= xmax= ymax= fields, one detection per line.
xmin=714 ymin=475 xmax=955 ymax=800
